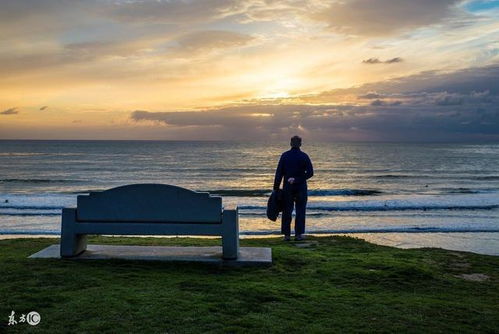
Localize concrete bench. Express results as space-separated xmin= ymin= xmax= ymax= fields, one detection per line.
xmin=60 ymin=184 xmax=239 ymax=259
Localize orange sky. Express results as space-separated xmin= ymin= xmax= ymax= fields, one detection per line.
xmin=1 ymin=0 xmax=498 ymax=140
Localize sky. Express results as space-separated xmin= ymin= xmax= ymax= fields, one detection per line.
xmin=0 ymin=0 xmax=498 ymax=141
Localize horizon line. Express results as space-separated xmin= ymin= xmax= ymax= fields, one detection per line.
xmin=1 ymin=138 xmax=499 ymax=144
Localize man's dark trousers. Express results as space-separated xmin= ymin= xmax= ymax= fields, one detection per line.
xmin=281 ymin=182 xmax=308 ymax=236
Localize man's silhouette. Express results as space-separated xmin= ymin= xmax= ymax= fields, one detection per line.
xmin=273 ymin=136 xmax=314 ymax=241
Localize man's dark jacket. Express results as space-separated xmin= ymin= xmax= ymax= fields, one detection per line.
xmin=273 ymin=147 xmax=314 ymax=191
xmin=266 ymin=147 xmax=314 ymax=221
xmin=266 ymin=189 xmax=283 ymax=221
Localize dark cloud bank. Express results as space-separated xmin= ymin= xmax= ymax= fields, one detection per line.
xmin=131 ymin=65 xmax=499 ymax=142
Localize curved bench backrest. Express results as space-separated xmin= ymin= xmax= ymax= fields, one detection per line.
xmin=76 ymin=184 xmax=222 ymax=223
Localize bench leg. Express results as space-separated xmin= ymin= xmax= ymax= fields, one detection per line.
xmin=222 ymin=208 xmax=239 ymax=260
xmin=60 ymin=208 xmax=87 ymax=257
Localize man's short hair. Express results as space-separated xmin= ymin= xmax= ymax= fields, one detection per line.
xmin=290 ymin=135 xmax=302 ymax=148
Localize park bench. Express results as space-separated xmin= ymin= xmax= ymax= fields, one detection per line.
xmin=60 ymin=184 xmax=239 ymax=259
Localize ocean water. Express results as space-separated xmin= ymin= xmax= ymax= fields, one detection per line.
xmin=0 ymin=140 xmax=498 ymax=241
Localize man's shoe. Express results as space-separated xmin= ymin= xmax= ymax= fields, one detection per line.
xmin=295 ymin=234 xmax=305 ymax=241
xmin=283 ymin=235 xmax=291 ymax=241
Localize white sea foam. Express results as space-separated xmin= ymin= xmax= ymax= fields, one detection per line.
xmin=0 ymin=193 xmax=75 ymax=210
xmin=239 ymin=193 xmax=499 ymax=212
xmin=2 ymin=192 xmax=498 ymax=214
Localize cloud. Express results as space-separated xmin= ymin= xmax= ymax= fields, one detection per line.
xmin=385 ymin=57 xmax=403 ymax=64
xmin=307 ymin=65 xmax=499 ymax=103
xmin=0 ymin=107 xmax=18 ymax=115
xmin=362 ymin=58 xmax=382 ymax=64
xmin=434 ymin=92 xmax=463 ymax=106
xmin=370 ymin=99 xmax=383 ymax=106
xmin=311 ymin=0 xmax=462 ymax=36
xmin=362 ymin=57 xmax=403 ymax=64
xmin=358 ymin=92 xmax=383 ymax=99
xmin=172 ymin=30 xmax=255 ymax=53
xmin=0 ymin=1 xmax=261 ymax=85
xmin=129 ymin=64 xmax=499 ymax=141
xmin=0 ymin=0 xmax=236 ymax=29
xmin=432 ymin=90 xmax=494 ymax=106
xmin=131 ymin=106 xmax=302 ymax=128
xmin=370 ymin=99 xmax=402 ymax=106
xmin=101 ymin=0 xmax=236 ymax=24
xmin=130 ymin=102 xmax=499 ymax=141
xmin=370 ymin=65 xmax=499 ymax=95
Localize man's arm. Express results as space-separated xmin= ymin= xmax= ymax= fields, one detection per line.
xmin=293 ymin=154 xmax=313 ymax=184
xmin=305 ymin=155 xmax=314 ymax=180
xmin=273 ymin=155 xmax=284 ymax=191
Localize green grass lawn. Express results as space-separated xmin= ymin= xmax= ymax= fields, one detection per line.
xmin=0 ymin=236 xmax=498 ymax=333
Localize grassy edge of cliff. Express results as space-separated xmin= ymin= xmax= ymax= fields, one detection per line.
xmin=0 ymin=235 xmax=498 ymax=333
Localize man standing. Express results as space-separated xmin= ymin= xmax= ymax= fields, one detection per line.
xmin=273 ymin=136 xmax=314 ymax=241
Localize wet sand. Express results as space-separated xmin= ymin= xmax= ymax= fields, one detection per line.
xmin=344 ymin=232 xmax=499 ymax=256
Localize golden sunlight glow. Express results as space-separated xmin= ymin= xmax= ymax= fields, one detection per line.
xmin=0 ymin=0 xmax=497 ymax=139
xmin=256 ymin=76 xmax=301 ymax=99
xmin=249 ymin=113 xmax=273 ymax=117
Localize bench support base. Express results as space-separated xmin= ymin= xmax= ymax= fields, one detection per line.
xmin=34 ymin=244 xmax=272 ymax=266
xmin=61 ymin=209 xmax=88 ymax=257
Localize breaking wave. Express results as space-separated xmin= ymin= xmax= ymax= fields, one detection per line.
xmin=207 ymin=188 xmax=383 ymax=197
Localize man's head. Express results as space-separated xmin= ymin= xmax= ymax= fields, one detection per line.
xmin=290 ymin=135 xmax=302 ymax=148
